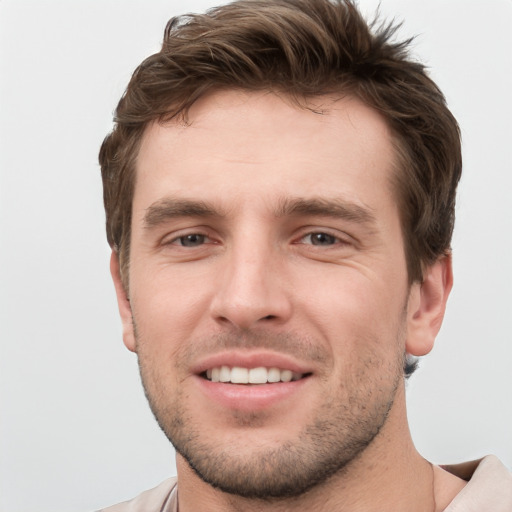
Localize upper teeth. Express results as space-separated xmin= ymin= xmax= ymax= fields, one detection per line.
xmin=205 ymin=366 xmax=303 ymax=384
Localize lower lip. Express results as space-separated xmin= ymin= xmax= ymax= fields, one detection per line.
xmin=194 ymin=375 xmax=310 ymax=412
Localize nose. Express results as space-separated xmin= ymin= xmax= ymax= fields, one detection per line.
xmin=209 ymin=240 xmax=293 ymax=330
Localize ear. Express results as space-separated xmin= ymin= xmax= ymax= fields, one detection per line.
xmin=406 ymin=254 xmax=453 ymax=357
xmin=110 ymin=251 xmax=137 ymax=353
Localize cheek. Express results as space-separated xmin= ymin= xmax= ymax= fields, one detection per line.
xmin=297 ymin=268 xmax=407 ymax=364
xmin=131 ymin=264 xmax=215 ymax=337
xmin=303 ymin=265 xmax=404 ymax=326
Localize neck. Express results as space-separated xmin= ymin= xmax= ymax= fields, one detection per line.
xmin=175 ymin=385 xmax=438 ymax=512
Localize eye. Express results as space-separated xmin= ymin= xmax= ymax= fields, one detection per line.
xmin=302 ymin=232 xmax=340 ymax=246
xmin=172 ymin=234 xmax=208 ymax=247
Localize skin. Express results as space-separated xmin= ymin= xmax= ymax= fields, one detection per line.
xmin=111 ymin=90 xmax=463 ymax=511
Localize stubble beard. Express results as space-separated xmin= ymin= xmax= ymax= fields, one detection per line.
xmin=135 ymin=328 xmax=405 ymax=500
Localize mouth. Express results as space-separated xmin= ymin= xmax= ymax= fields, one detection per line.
xmin=193 ymin=355 xmax=314 ymax=411
xmin=201 ymin=366 xmax=310 ymax=384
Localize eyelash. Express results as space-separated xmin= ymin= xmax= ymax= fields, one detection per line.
xmin=298 ymin=232 xmax=346 ymax=247
xmin=162 ymin=229 xmax=349 ymax=250
xmin=165 ymin=232 xmax=214 ymax=247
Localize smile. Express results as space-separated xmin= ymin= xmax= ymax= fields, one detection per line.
xmin=203 ymin=366 xmax=306 ymax=384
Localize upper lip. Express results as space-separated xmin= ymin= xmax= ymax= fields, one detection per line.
xmin=191 ymin=350 xmax=314 ymax=376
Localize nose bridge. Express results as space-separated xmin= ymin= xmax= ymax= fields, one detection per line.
xmin=211 ymin=229 xmax=291 ymax=329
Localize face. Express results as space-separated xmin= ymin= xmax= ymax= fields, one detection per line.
xmin=120 ymin=91 xmax=415 ymax=498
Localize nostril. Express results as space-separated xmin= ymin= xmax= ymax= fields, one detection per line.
xmin=262 ymin=315 xmax=276 ymax=320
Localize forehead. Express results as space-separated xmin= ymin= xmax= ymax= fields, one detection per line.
xmin=134 ymin=90 xmax=397 ymax=214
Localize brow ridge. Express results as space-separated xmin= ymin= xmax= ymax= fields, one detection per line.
xmin=142 ymin=196 xmax=376 ymax=229
xmin=275 ymin=197 xmax=376 ymax=225
xmin=143 ymin=198 xmax=225 ymax=228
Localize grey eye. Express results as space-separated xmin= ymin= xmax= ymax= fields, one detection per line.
xmin=178 ymin=234 xmax=206 ymax=247
xmin=308 ymin=233 xmax=337 ymax=246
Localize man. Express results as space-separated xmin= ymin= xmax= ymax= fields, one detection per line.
xmin=98 ymin=0 xmax=511 ymax=510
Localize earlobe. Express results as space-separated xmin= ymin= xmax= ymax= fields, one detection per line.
xmin=406 ymin=254 xmax=453 ymax=357
xmin=110 ymin=251 xmax=137 ymax=353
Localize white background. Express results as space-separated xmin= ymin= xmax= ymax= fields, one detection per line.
xmin=1 ymin=1 xmax=511 ymax=511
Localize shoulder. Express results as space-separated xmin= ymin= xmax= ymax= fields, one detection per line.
xmin=443 ymin=455 xmax=512 ymax=511
xmin=97 ymin=477 xmax=178 ymax=512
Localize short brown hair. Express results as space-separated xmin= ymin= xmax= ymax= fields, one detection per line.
xmin=99 ymin=0 xmax=461 ymax=288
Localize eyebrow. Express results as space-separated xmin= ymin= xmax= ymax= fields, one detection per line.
xmin=142 ymin=196 xmax=377 ymax=229
xmin=275 ymin=197 xmax=377 ymax=226
xmin=143 ymin=198 xmax=226 ymax=228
